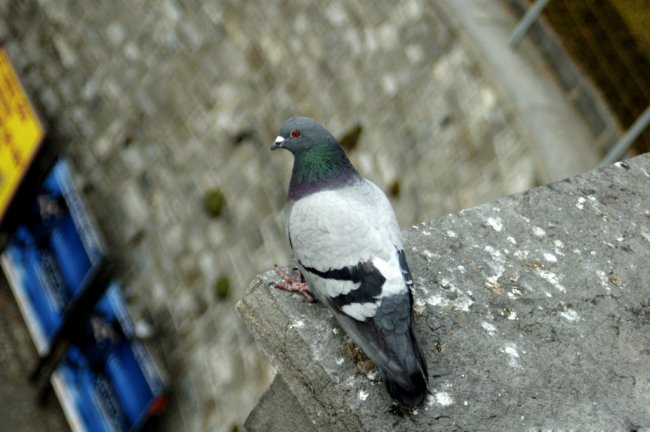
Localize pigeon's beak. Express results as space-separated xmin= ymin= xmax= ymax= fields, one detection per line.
xmin=271 ymin=135 xmax=285 ymax=150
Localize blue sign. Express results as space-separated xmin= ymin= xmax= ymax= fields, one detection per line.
xmin=52 ymin=283 xmax=167 ymax=432
xmin=1 ymin=158 xmax=167 ymax=431
xmin=1 ymin=158 xmax=105 ymax=354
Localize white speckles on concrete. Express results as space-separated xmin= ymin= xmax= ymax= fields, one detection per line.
xmin=485 ymin=275 xmax=502 ymax=293
xmin=484 ymin=245 xmax=506 ymax=294
xmin=560 ymin=308 xmax=580 ymax=322
xmin=502 ymin=343 xmax=521 ymax=368
xmin=453 ymin=296 xmax=474 ymax=312
xmin=532 ymin=226 xmax=546 ymax=237
xmin=421 ymin=249 xmax=435 ymax=261
xmin=336 ymin=357 xmax=344 ymax=365
xmin=551 ymin=240 xmax=566 ymax=256
xmin=434 ymin=391 xmax=454 ymax=407
xmin=487 ymin=217 xmax=503 ymax=232
xmin=513 ymin=249 xmax=528 ymax=260
xmin=426 ymin=293 xmax=473 ymax=312
xmin=481 ymin=321 xmax=497 ymax=335
xmin=439 ymin=278 xmax=454 ymax=289
xmin=289 ymin=320 xmax=304 ymax=329
xmin=484 ymin=246 xmax=506 ymax=270
xmin=595 ymin=270 xmax=610 ymax=292
xmin=426 ymin=294 xmax=444 ymax=307
xmin=365 ymin=370 xmax=379 ymax=381
xmin=576 ymin=196 xmax=586 ymax=209
xmin=543 ymin=252 xmax=558 ymax=263
xmin=507 ymin=236 xmax=517 ymax=245
xmin=446 ymin=230 xmax=457 ymax=238
xmin=536 ymin=270 xmax=566 ymax=292
xmin=358 ymin=390 xmax=369 ymax=401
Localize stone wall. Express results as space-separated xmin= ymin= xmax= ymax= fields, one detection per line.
xmin=0 ymin=0 xmax=582 ymax=430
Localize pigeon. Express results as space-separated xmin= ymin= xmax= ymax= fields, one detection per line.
xmin=271 ymin=116 xmax=429 ymax=407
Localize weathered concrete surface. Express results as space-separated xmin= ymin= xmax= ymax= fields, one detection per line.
xmin=238 ymin=153 xmax=650 ymax=431
xmin=244 ymin=375 xmax=314 ymax=432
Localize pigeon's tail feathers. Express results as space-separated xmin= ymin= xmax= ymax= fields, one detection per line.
xmin=372 ymin=292 xmax=429 ymax=406
xmin=379 ymin=328 xmax=428 ymax=407
xmin=330 ymin=293 xmax=429 ymax=407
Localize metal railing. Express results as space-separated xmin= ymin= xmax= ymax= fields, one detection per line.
xmin=509 ymin=0 xmax=650 ymax=163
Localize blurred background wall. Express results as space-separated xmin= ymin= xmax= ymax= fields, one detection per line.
xmin=2 ymin=0 xmax=646 ymax=430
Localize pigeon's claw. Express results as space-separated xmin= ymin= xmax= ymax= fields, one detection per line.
xmin=273 ymin=266 xmax=316 ymax=302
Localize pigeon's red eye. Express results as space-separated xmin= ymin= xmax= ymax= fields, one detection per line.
xmin=290 ymin=130 xmax=301 ymax=138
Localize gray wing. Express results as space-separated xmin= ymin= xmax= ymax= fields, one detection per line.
xmin=287 ymin=179 xmax=406 ymax=320
xmin=287 ymin=179 xmax=428 ymax=405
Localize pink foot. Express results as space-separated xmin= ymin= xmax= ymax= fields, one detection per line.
xmin=273 ymin=266 xmax=316 ymax=303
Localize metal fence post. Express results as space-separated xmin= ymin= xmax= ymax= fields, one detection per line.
xmin=602 ymin=105 xmax=650 ymax=165
xmin=509 ymin=0 xmax=551 ymax=48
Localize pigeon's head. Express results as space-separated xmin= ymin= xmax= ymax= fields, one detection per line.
xmin=272 ymin=117 xmax=358 ymax=197
xmin=271 ymin=117 xmax=336 ymax=154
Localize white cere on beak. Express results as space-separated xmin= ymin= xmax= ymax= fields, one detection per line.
xmin=274 ymin=136 xmax=285 ymax=145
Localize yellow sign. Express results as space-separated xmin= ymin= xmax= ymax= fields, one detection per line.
xmin=0 ymin=46 xmax=45 ymax=219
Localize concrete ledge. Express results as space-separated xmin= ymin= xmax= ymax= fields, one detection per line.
xmin=243 ymin=375 xmax=313 ymax=432
xmin=238 ymin=154 xmax=650 ymax=431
